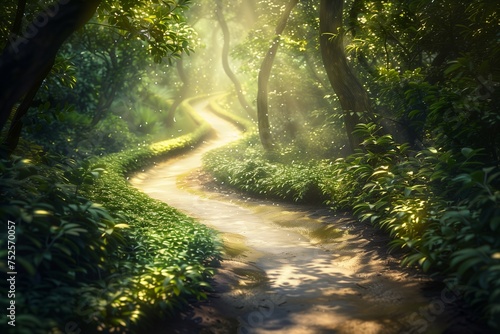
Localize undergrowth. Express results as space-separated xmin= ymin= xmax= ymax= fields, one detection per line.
xmin=0 ymin=96 xmax=220 ymax=333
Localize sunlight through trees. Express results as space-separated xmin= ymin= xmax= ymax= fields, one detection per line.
xmin=0 ymin=0 xmax=499 ymax=332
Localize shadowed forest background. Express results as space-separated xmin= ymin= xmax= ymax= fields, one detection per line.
xmin=0 ymin=0 xmax=499 ymax=333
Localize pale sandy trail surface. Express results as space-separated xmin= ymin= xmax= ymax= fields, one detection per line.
xmin=130 ymin=101 xmax=482 ymax=334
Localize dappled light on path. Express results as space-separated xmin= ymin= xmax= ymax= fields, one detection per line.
xmin=131 ymin=100 xmax=453 ymax=333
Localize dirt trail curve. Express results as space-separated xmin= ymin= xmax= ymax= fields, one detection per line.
xmin=130 ymin=99 xmax=475 ymax=334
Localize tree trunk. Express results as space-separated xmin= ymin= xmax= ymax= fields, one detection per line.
xmin=91 ymin=48 xmax=119 ymax=126
xmin=0 ymin=0 xmax=101 ymax=135
xmin=319 ymin=0 xmax=374 ymax=153
xmin=257 ymin=0 xmax=298 ymax=151
xmin=215 ymin=0 xmax=256 ymax=120
xmin=2 ymin=65 xmax=52 ymax=155
xmin=11 ymin=0 xmax=27 ymax=36
xmin=166 ymin=57 xmax=190 ymax=126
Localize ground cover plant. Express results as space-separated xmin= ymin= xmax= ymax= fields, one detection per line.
xmin=0 ymin=97 xmax=220 ymax=333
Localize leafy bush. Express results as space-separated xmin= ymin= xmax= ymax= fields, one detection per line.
xmin=204 ymin=134 xmax=327 ymax=203
xmin=424 ymin=167 xmax=500 ymax=326
xmin=22 ymin=103 xmax=138 ymax=159
xmin=22 ymin=90 xmax=201 ymax=160
xmin=327 ymin=124 xmax=500 ymax=328
xmin=1 ymin=97 xmax=221 ymax=333
xmin=117 ymin=92 xmax=200 ymax=142
xmin=0 ymin=155 xmax=128 ymax=333
xmin=77 ymin=114 xmax=138 ymax=157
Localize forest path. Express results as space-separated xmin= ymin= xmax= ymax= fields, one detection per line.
xmin=130 ymin=99 xmax=456 ymax=334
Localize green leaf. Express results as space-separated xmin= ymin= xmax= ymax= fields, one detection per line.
xmin=461 ymin=147 xmax=474 ymax=159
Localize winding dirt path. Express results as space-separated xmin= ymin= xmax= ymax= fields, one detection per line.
xmin=130 ymin=100 xmax=478 ymax=334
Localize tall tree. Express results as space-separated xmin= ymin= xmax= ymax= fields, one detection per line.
xmin=256 ymin=0 xmax=298 ymax=150
xmin=215 ymin=0 xmax=256 ymax=120
xmin=0 ymin=0 xmax=101 ymax=139
xmin=319 ymin=0 xmax=375 ymax=152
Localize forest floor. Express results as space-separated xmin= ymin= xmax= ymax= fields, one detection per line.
xmin=130 ymin=100 xmax=490 ymax=334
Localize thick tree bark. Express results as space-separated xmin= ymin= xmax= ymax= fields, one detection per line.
xmin=0 ymin=0 xmax=101 ymax=136
xmin=215 ymin=0 xmax=256 ymax=120
xmin=257 ymin=0 xmax=298 ymax=151
xmin=319 ymin=0 xmax=374 ymax=153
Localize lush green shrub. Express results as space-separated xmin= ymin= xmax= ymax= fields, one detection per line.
xmin=21 ymin=89 xmax=201 ymax=160
xmin=22 ymin=103 xmax=140 ymax=159
xmin=423 ymin=167 xmax=500 ymax=327
xmin=0 ymin=97 xmax=221 ymax=333
xmin=0 ymin=155 xmax=128 ymax=333
xmin=326 ymin=124 xmax=500 ymax=328
xmin=204 ymin=134 xmax=328 ymax=203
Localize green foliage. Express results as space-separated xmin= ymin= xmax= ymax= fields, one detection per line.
xmin=117 ymin=92 xmax=199 ymax=141
xmin=425 ymin=167 xmax=500 ymax=326
xmin=128 ymin=104 xmax=166 ymax=136
xmin=59 ymin=23 xmax=149 ymax=120
xmin=0 ymin=155 xmax=128 ymax=333
xmin=24 ymin=80 xmax=200 ymax=159
xmin=1 ymin=97 xmax=220 ymax=333
xmin=204 ymin=132 xmax=328 ymax=203
xmin=98 ymin=0 xmax=197 ymax=63
xmin=424 ymin=60 xmax=499 ymax=160
xmin=335 ymin=5 xmax=500 ymax=326
xmin=22 ymin=104 xmax=137 ymax=158
xmin=326 ymin=125 xmax=500 ymax=327
xmin=1 ymin=0 xmax=201 ymax=157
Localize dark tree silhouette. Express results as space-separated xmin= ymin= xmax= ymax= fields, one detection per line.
xmin=0 ymin=0 xmax=101 ymax=154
